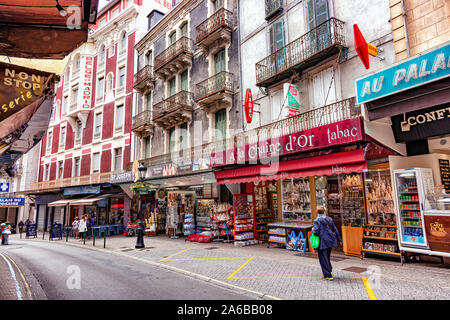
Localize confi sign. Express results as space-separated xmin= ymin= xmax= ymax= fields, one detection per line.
xmin=356 ymin=42 xmax=450 ymax=104
xmin=391 ymin=103 xmax=450 ymax=142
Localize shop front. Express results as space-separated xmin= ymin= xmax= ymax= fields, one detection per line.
xmin=212 ymin=111 xmax=401 ymax=256
xmin=356 ymin=41 xmax=450 ymax=259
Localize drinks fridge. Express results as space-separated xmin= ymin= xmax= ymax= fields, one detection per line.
xmin=393 ymin=168 xmax=434 ymax=249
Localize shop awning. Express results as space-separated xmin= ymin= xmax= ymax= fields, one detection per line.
xmin=69 ymin=195 xmax=111 ymax=206
xmin=214 ymin=149 xmax=367 ymax=185
xmin=144 ymin=171 xmax=216 ymax=188
xmin=48 ymin=199 xmax=71 ymax=207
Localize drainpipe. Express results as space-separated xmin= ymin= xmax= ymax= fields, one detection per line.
xmin=236 ymin=0 xmax=246 ymax=133
xmin=400 ymin=0 xmax=411 ymax=57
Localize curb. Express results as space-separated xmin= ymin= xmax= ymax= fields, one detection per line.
xmin=23 ymin=237 xmax=278 ymax=300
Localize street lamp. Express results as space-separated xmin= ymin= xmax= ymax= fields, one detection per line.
xmin=135 ymin=163 xmax=147 ymax=249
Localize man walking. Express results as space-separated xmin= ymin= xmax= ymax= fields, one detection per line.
xmin=312 ymin=206 xmax=342 ymax=280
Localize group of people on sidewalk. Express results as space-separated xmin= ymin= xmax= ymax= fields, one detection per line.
xmin=0 ymin=219 xmax=32 ymax=245
xmin=71 ymin=215 xmax=93 ymax=240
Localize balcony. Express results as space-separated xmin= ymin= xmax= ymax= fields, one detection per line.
xmin=195 ymin=8 xmax=234 ymax=54
xmin=152 ymin=91 xmax=194 ymax=128
xmin=255 ymin=17 xmax=346 ymax=87
xmin=195 ymin=71 xmax=234 ymax=112
xmin=69 ymin=102 xmax=77 ymax=112
xmin=133 ymin=65 xmax=155 ymax=93
xmin=132 ymin=110 xmax=154 ymax=137
xmin=265 ymin=0 xmax=283 ymax=20
xmin=154 ymin=37 xmax=193 ymax=81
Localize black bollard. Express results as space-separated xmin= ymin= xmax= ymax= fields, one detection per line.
xmin=93 ymin=231 xmax=95 ymax=246
xmin=104 ymin=231 xmax=106 ymax=248
xmin=42 ymin=230 xmax=45 ymax=240
xmin=83 ymin=232 xmax=86 ymax=245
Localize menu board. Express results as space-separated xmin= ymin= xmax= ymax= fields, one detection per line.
xmin=439 ymin=159 xmax=450 ymax=193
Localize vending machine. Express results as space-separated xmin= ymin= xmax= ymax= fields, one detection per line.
xmin=393 ymin=168 xmax=434 ymax=250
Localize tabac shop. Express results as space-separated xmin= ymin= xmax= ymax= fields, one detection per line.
xmin=356 ymin=42 xmax=450 ymax=258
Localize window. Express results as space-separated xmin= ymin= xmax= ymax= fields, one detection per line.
xmin=95 ymin=112 xmax=102 ymax=136
xmin=107 ymin=73 xmax=114 ymax=91
xmin=115 ymin=104 xmax=124 ymax=130
xmin=215 ymin=109 xmax=227 ymax=149
xmin=92 ymin=152 xmax=100 ymax=173
xmin=169 ymin=77 xmax=176 ymax=97
xmin=99 ymin=18 xmax=106 ymax=28
xmin=60 ymin=126 xmax=66 ymax=148
xmin=114 ymin=148 xmax=123 ymax=171
xmin=138 ymin=53 xmax=145 ymax=70
xmin=268 ymin=19 xmax=286 ymax=70
xmin=74 ymin=56 xmax=81 ymax=72
xmin=118 ymin=66 xmax=126 ymax=88
xmin=111 ymin=7 xmax=119 ymax=19
xmin=63 ymin=96 xmax=69 ymax=114
xmin=45 ymin=164 xmax=50 ymax=181
xmin=180 ymin=23 xmax=188 ymax=38
xmin=181 ymin=70 xmax=188 ymax=91
xmin=100 ymin=46 xmax=106 ymax=63
xmin=97 ymin=77 xmax=104 ymax=98
xmin=311 ymin=67 xmax=336 ymax=109
xmin=47 ymin=132 xmax=53 ymax=153
xmin=146 ymin=93 xmax=151 ymax=111
xmin=144 ymin=136 xmax=151 ymax=158
xmin=212 ymin=0 xmax=224 ymax=13
xmin=169 ymin=127 xmax=176 ymax=153
xmin=74 ymin=157 xmax=81 ymax=177
xmin=146 ymin=51 xmax=152 ymax=66
xmin=120 ymin=33 xmax=127 ymax=51
xmin=169 ymin=32 xmax=177 ymax=45
xmin=148 ymin=12 xmax=155 ymax=30
xmin=57 ymin=161 xmax=64 ymax=179
xmin=180 ymin=122 xmax=188 ymax=151
xmin=76 ymin=120 xmax=82 ymax=142
xmin=214 ymin=49 xmax=226 ymax=74
xmin=306 ymin=0 xmax=330 ymax=52
xmin=72 ymin=87 xmax=79 ymax=105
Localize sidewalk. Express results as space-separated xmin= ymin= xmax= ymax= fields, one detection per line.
xmin=13 ymin=232 xmax=450 ymax=300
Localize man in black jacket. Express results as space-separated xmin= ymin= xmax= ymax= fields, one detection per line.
xmin=312 ymin=206 xmax=342 ymax=280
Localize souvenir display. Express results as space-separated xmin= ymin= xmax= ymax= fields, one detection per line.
xmin=196 ymin=199 xmax=215 ymax=232
xmin=281 ymin=178 xmax=312 ymax=222
xmin=166 ymin=191 xmax=196 ymax=238
xmin=254 ymin=181 xmax=273 ymax=241
xmin=211 ymin=202 xmax=233 ymax=241
xmin=315 ymin=176 xmax=328 ymax=212
xmin=268 ymin=227 xmax=286 ymax=246
xmin=341 ymin=174 xmax=365 ymax=227
xmin=233 ymin=194 xmax=256 ymax=245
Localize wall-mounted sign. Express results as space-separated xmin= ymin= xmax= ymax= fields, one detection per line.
xmin=63 ymin=185 xmax=100 ymax=196
xmin=0 ymin=182 xmax=9 ymax=193
xmin=284 ymin=83 xmax=301 ymax=116
xmin=0 ymin=198 xmax=25 ymax=206
xmin=438 ymin=159 xmax=450 ymax=193
xmin=353 ymin=24 xmax=377 ymax=70
xmin=356 ymin=43 xmax=450 ymax=104
xmin=244 ymin=88 xmax=254 ymax=123
xmin=111 ymin=171 xmax=134 ymax=184
xmin=211 ymin=117 xmax=364 ymax=167
xmin=80 ymin=56 xmax=94 ymax=109
xmin=391 ymin=103 xmax=450 ymax=142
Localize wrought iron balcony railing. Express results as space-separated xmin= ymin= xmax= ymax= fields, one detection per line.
xmin=265 ymin=0 xmax=283 ymax=20
xmin=195 ymin=71 xmax=234 ymax=102
xmin=133 ymin=65 xmax=154 ymax=89
xmin=256 ymin=17 xmax=346 ymax=87
xmin=154 ymin=37 xmax=192 ymax=72
xmin=152 ymin=91 xmax=194 ymax=121
xmin=132 ymin=110 xmax=153 ymax=131
xmin=195 ymin=8 xmax=234 ymax=44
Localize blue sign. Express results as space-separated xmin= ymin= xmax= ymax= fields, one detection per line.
xmin=0 ymin=198 xmax=25 ymax=206
xmin=63 ymin=185 xmax=100 ymax=196
xmin=356 ymin=43 xmax=450 ymax=104
xmin=0 ymin=182 xmax=9 ymax=193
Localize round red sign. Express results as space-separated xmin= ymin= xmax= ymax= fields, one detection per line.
xmin=244 ymin=88 xmax=254 ymax=124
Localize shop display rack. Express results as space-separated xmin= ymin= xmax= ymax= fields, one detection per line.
xmin=211 ymin=202 xmax=233 ymax=242
xmin=233 ymin=194 xmax=255 ymax=243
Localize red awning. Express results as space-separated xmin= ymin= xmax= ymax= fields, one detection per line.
xmin=214 ymin=149 xmax=367 ymax=185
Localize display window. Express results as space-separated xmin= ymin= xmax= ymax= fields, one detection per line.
xmin=281 ymin=178 xmax=312 ymax=222
xmin=110 ymin=198 xmax=124 ymax=224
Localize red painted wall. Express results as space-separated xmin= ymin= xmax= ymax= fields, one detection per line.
xmin=101 ymin=149 xmax=112 ymax=173
xmin=49 ymin=161 xmax=57 ymax=181
xmin=65 ymin=123 xmax=74 ymax=150
xmin=64 ymin=158 xmax=72 ymax=179
xmin=51 ymin=124 xmax=60 ymax=154
xmin=81 ymin=154 xmax=91 ymax=176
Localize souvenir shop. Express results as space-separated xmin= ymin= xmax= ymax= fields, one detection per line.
xmin=356 ymin=42 xmax=450 ymax=260
xmin=211 ymin=113 xmax=407 ymax=257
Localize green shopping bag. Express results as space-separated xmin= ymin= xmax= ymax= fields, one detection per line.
xmin=309 ymin=233 xmax=320 ymax=249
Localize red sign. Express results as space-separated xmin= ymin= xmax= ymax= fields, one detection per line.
xmin=211 ymin=117 xmax=364 ymax=167
xmin=244 ymin=88 xmax=254 ymax=124
xmin=354 ymin=24 xmax=370 ymax=70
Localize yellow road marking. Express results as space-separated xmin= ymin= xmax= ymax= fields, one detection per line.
xmin=3 ymin=253 xmax=33 ymax=299
xmin=159 ymin=248 xmax=191 ymax=261
xmin=361 ymin=277 xmax=378 ymax=300
xmin=166 ymin=257 xmax=252 ymax=262
xmin=227 ymin=257 xmax=254 ymax=279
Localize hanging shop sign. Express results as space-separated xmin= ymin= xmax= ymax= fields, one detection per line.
xmin=0 ymin=198 xmax=25 ymax=206
xmin=80 ymin=56 xmax=94 ymax=109
xmin=355 ymin=42 xmax=450 ymax=104
xmin=353 ymin=24 xmax=378 ymax=70
xmin=391 ymin=103 xmax=450 ymax=142
xmin=63 ymin=185 xmax=100 ymax=196
xmin=284 ymin=83 xmax=301 ymax=116
xmin=244 ymin=88 xmax=254 ymax=124
xmin=211 ymin=117 xmax=364 ymax=167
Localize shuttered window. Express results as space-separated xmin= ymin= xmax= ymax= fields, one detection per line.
xmin=181 ymin=23 xmax=188 ymax=38
xmin=145 ymin=136 xmax=151 ymax=158
xmin=169 ymin=127 xmax=176 ymax=153
xmin=180 ymin=122 xmax=188 ymax=151
xmin=181 ymin=70 xmax=188 ymax=91
xmin=214 ymin=49 xmax=226 ymax=74
xmin=215 ymin=109 xmax=227 ymax=141
xmin=169 ymin=77 xmax=176 ymax=97
xmin=268 ymin=19 xmax=286 ymax=72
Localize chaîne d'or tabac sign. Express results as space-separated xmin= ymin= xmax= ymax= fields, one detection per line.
xmin=0 ymin=61 xmax=54 ymax=122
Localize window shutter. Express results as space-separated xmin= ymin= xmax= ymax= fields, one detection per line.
xmin=214 ymin=50 xmax=226 ymax=74
xmin=169 ymin=127 xmax=176 ymax=152
xmin=315 ymin=0 xmax=329 ymax=26
xmin=169 ymin=77 xmax=176 ymax=96
xmin=181 ymin=71 xmax=188 ymax=91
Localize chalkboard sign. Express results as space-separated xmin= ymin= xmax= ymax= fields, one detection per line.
xmin=50 ymin=223 xmax=63 ymax=240
xmin=26 ymin=223 xmax=37 ymax=238
xmin=439 ymin=159 xmax=450 ymax=193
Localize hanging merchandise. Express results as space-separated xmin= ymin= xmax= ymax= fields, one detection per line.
xmin=196 ymin=199 xmax=215 ymax=233
xmin=281 ymin=178 xmax=312 ymax=222
xmin=233 ymin=194 xmax=257 ymax=247
xmin=211 ymin=202 xmax=233 ymax=242
xmin=253 ymin=181 xmax=273 ymax=241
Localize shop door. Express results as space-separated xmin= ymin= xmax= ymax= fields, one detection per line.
xmin=214 ymin=49 xmax=226 ymax=89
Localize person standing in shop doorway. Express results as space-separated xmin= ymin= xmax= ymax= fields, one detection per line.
xmin=312 ymin=206 xmax=342 ymax=280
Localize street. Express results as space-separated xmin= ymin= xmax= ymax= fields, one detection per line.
xmin=0 ymin=233 xmax=449 ymax=301
xmin=0 ymin=238 xmax=256 ymax=300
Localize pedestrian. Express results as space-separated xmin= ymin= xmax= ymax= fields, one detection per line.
xmin=85 ymin=215 xmax=92 ymax=239
xmin=78 ymin=216 xmax=87 ymax=241
xmin=0 ymin=222 xmax=5 ymax=245
xmin=72 ymin=216 xmax=80 ymax=239
xmin=18 ymin=220 xmax=24 ymax=235
xmin=2 ymin=222 xmax=12 ymax=245
xmin=312 ymin=206 xmax=342 ymax=280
